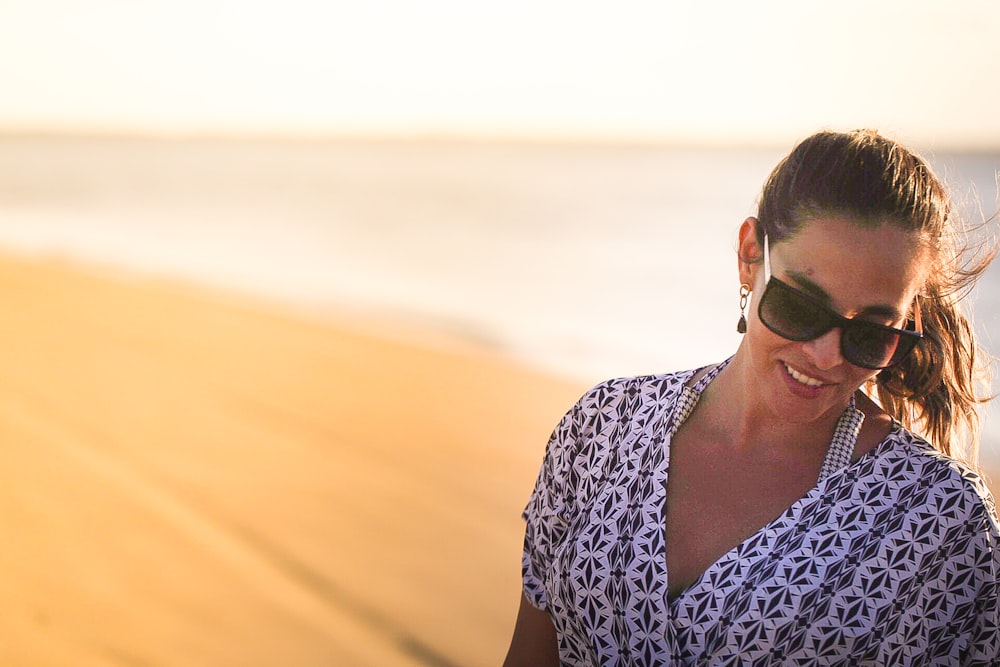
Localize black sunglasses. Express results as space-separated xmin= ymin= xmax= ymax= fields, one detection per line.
xmin=757 ymin=235 xmax=923 ymax=370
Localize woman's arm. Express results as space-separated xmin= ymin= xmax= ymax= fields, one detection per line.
xmin=502 ymin=591 xmax=559 ymax=667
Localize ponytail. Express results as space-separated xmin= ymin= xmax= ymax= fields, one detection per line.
xmin=872 ymin=232 xmax=995 ymax=466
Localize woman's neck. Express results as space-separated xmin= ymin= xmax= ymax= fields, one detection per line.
xmin=696 ymin=352 xmax=851 ymax=458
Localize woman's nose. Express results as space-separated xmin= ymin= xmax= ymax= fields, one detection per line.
xmin=802 ymin=327 xmax=844 ymax=370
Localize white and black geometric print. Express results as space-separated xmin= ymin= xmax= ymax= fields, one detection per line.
xmin=522 ymin=360 xmax=1000 ymax=665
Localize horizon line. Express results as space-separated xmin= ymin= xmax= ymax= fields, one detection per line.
xmin=2 ymin=123 xmax=999 ymax=154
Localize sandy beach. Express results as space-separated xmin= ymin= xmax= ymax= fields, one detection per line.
xmin=3 ymin=252 xmax=997 ymax=667
xmin=0 ymin=253 xmax=588 ymax=667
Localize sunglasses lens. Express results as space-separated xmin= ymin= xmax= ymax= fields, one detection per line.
xmin=758 ymin=279 xmax=919 ymax=369
xmin=842 ymin=325 xmax=903 ymax=369
xmin=758 ymin=281 xmax=832 ymax=340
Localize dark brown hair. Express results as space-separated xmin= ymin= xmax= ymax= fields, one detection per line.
xmin=755 ymin=129 xmax=995 ymax=464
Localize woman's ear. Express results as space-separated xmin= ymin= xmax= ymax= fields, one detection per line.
xmin=737 ymin=217 xmax=761 ymax=287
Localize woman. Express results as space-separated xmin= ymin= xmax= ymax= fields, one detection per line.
xmin=504 ymin=130 xmax=999 ymax=665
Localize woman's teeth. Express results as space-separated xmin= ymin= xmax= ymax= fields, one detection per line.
xmin=786 ymin=364 xmax=823 ymax=387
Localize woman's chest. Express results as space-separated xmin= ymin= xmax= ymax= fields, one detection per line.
xmin=663 ymin=428 xmax=828 ymax=598
xmin=547 ymin=462 xmax=953 ymax=666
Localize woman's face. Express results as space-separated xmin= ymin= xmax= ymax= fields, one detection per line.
xmin=738 ymin=216 xmax=931 ymax=425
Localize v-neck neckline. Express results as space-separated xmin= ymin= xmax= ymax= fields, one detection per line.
xmin=662 ymin=358 xmax=866 ymax=606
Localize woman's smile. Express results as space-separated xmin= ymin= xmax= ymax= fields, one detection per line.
xmin=784 ymin=362 xmax=825 ymax=387
xmin=780 ymin=360 xmax=829 ymax=399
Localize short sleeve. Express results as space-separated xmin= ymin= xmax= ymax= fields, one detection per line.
xmin=520 ymin=379 xmax=616 ymax=612
xmin=959 ymin=476 xmax=1000 ymax=663
xmin=520 ymin=397 xmax=584 ymax=611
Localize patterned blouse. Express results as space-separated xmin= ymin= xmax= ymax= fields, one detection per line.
xmin=522 ymin=360 xmax=1000 ymax=665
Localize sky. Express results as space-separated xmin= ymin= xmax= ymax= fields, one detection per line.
xmin=0 ymin=0 xmax=998 ymax=148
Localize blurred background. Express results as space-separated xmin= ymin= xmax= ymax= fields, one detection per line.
xmin=1 ymin=2 xmax=998 ymax=666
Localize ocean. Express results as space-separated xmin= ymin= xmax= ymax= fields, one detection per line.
xmin=1 ymin=135 xmax=998 ymax=462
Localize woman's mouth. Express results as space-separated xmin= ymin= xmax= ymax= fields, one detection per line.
xmin=784 ymin=363 xmax=825 ymax=387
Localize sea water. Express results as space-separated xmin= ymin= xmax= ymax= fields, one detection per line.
xmin=1 ymin=136 xmax=998 ymax=462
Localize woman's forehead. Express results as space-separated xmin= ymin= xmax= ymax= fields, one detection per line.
xmin=771 ymin=218 xmax=931 ymax=314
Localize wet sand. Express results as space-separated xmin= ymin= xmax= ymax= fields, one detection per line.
xmin=0 ymin=253 xmax=587 ymax=667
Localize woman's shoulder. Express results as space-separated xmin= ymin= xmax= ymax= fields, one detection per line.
xmin=552 ymin=369 xmax=689 ymax=441
xmin=558 ymin=365 xmax=715 ymax=437
xmin=575 ymin=368 xmax=695 ymax=409
xmin=874 ymin=425 xmax=999 ymax=528
xmin=541 ymin=366 xmax=702 ymax=473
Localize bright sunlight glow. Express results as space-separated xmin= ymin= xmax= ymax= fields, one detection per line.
xmin=0 ymin=0 xmax=998 ymax=147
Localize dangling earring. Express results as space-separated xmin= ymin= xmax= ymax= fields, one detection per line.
xmin=736 ymin=283 xmax=751 ymax=333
